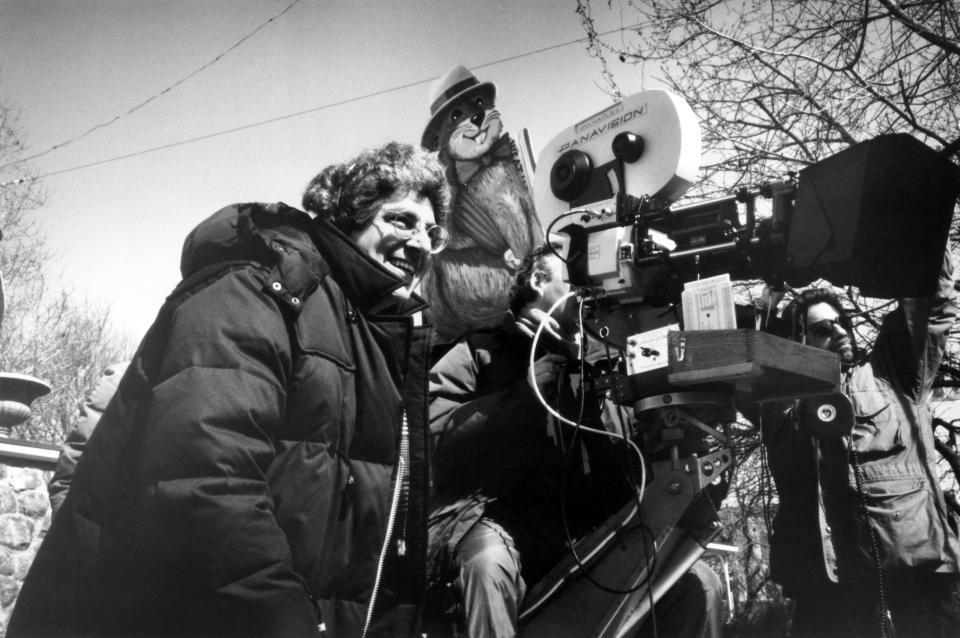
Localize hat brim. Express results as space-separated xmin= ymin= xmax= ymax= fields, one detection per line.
xmin=421 ymin=81 xmax=496 ymax=151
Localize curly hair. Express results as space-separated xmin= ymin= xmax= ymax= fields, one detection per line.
xmin=301 ymin=141 xmax=450 ymax=233
xmin=508 ymin=244 xmax=556 ymax=317
xmin=776 ymin=287 xmax=851 ymax=342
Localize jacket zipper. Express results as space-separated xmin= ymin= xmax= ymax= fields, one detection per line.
xmin=396 ymin=412 xmax=411 ymax=557
xmin=361 ymin=408 xmax=410 ymax=638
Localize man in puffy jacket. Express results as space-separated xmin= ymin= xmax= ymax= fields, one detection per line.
xmin=756 ymin=253 xmax=960 ymax=637
xmin=10 ymin=141 xmax=449 ymax=638
xmin=47 ymin=360 xmax=130 ymax=515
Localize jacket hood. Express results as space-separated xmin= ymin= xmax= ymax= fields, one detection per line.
xmin=179 ymin=202 xmax=309 ymax=278
xmin=180 ymin=202 xmax=428 ymax=317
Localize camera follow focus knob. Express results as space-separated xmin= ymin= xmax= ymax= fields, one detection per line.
xmin=612 ymin=132 xmax=645 ymax=163
xmin=798 ymin=392 xmax=853 ymax=438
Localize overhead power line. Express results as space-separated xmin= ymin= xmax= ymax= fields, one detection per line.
xmin=1 ymin=23 xmax=647 ymax=187
xmin=0 ymin=0 xmax=306 ymax=173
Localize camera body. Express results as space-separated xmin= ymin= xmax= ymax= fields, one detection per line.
xmin=526 ymin=90 xmax=960 ymax=406
xmin=532 ymin=92 xmax=959 ymax=308
xmin=532 ymin=91 xmax=702 ymax=302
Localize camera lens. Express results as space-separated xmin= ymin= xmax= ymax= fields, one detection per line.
xmin=551 ymin=150 xmax=592 ymax=202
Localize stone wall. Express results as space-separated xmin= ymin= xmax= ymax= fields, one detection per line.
xmin=0 ymin=465 xmax=50 ymax=636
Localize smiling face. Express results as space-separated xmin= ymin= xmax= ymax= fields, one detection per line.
xmin=439 ymin=94 xmax=503 ymax=161
xmin=349 ymin=190 xmax=437 ymax=298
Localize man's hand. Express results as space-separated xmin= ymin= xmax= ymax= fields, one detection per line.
xmin=758 ymin=284 xmax=786 ymax=312
xmin=529 ymin=353 xmax=567 ymax=394
xmin=514 ymin=307 xmax=580 ymax=359
xmin=756 ymin=283 xmax=787 ymax=330
xmin=515 ymin=307 xmax=564 ymax=344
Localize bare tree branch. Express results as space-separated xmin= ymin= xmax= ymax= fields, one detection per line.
xmin=0 ymin=97 xmax=132 ymax=443
xmin=877 ymin=0 xmax=960 ymax=55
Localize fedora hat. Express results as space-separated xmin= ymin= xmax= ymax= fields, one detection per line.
xmin=421 ymin=64 xmax=496 ymax=151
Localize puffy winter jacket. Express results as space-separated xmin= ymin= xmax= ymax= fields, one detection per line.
xmin=9 ymin=202 xmax=432 ymax=638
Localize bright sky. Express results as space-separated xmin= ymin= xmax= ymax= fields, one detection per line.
xmin=0 ymin=0 xmax=655 ymax=342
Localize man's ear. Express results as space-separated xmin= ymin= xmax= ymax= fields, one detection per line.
xmin=529 ymin=270 xmax=548 ymax=296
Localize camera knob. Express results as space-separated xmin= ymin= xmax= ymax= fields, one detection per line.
xmin=816 ymin=404 xmax=837 ymax=422
xmin=550 ymin=150 xmax=593 ymax=202
xmin=799 ymin=393 xmax=853 ymax=438
xmin=612 ymin=132 xmax=645 ymax=163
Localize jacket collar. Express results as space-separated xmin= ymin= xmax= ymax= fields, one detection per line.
xmin=309 ymin=217 xmax=428 ymax=318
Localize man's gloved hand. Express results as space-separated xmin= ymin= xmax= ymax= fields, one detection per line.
xmin=513 ymin=307 xmax=580 ymax=359
xmin=529 ymin=353 xmax=567 ymax=394
xmin=756 ymin=283 xmax=787 ymax=330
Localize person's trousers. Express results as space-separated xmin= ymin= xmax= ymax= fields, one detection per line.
xmin=453 ymin=518 xmax=723 ymax=638
xmin=790 ymin=574 xmax=960 ymax=638
xmin=635 ymin=559 xmax=724 ymax=638
xmin=455 ymin=518 xmax=526 ymax=638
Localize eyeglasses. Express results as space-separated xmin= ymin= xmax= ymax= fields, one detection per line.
xmin=806 ymin=318 xmax=843 ymax=339
xmin=380 ymin=211 xmax=449 ymax=254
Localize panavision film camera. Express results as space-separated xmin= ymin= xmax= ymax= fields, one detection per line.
xmin=514 ymin=90 xmax=960 ymax=637
xmin=532 ymin=89 xmax=959 ymax=310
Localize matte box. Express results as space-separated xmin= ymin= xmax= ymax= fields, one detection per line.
xmin=787 ymin=134 xmax=959 ymax=298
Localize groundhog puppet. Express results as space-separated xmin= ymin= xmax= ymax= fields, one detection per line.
xmin=421 ymin=64 xmax=544 ymax=343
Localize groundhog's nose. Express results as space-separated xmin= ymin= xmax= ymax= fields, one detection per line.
xmin=470 ymin=111 xmax=485 ymax=127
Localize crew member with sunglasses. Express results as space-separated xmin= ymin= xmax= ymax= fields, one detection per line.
xmin=10 ymin=142 xmax=450 ymax=638
xmin=750 ymin=253 xmax=960 ymax=638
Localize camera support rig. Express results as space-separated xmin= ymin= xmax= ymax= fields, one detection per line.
xmin=519 ymin=89 xmax=959 ymax=636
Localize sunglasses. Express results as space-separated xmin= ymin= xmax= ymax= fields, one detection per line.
xmin=380 ymin=211 xmax=449 ymax=254
xmin=806 ymin=318 xmax=843 ymax=339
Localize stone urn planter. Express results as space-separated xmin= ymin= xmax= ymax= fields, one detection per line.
xmin=0 ymin=373 xmax=50 ymax=434
xmin=0 ymin=373 xmax=58 ymax=468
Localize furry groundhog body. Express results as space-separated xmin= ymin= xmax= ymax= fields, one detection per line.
xmin=421 ymin=65 xmax=544 ymax=343
xmin=424 ymin=157 xmax=541 ymax=341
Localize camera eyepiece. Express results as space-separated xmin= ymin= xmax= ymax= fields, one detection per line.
xmin=551 ymin=150 xmax=593 ymax=202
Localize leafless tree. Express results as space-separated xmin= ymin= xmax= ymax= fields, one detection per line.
xmin=0 ymin=99 xmax=131 ymax=443
xmin=577 ymin=0 xmax=959 ymax=195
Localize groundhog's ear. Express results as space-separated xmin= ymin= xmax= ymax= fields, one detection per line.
xmin=504 ymin=249 xmax=523 ymax=271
